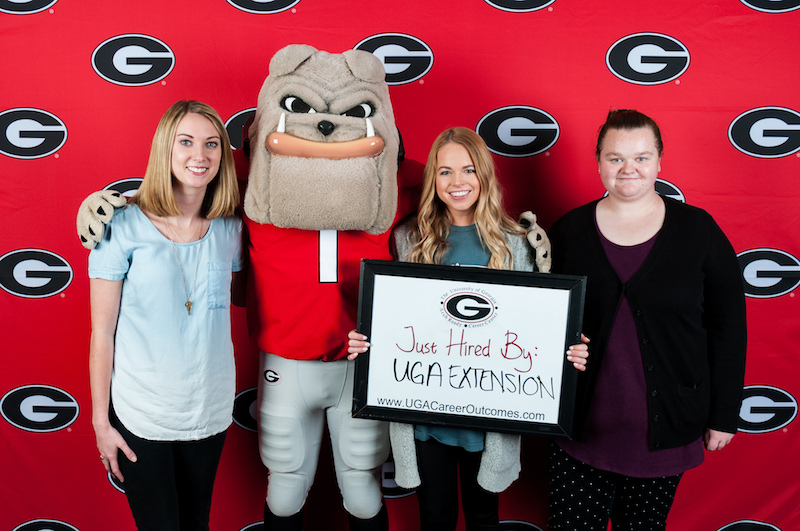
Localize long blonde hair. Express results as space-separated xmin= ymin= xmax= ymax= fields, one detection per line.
xmin=131 ymin=100 xmax=239 ymax=218
xmin=407 ymin=127 xmax=522 ymax=270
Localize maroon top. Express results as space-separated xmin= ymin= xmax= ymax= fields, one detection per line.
xmin=558 ymin=221 xmax=703 ymax=478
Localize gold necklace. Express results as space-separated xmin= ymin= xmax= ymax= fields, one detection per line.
xmin=167 ymin=218 xmax=206 ymax=316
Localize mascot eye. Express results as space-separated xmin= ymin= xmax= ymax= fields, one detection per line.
xmin=282 ymin=96 xmax=316 ymax=114
xmin=342 ymin=103 xmax=374 ymax=119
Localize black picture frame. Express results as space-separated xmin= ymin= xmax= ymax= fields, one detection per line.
xmin=353 ymin=259 xmax=586 ymax=438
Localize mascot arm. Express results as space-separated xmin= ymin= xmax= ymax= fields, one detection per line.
xmin=519 ymin=211 xmax=552 ymax=274
xmin=77 ymin=190 xmax=127 ymax=249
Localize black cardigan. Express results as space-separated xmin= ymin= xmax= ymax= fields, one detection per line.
xmin=550 ymin=197 xmax=746 ymax=450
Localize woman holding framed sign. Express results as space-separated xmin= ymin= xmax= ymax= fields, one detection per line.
xmin=348 ymin=127 xmax=588 ymax=531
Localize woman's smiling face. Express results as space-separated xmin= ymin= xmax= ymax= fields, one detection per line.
xmin=435 ymin=142 xmax=481 ymax=226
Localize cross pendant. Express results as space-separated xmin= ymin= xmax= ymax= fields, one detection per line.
xmin=185 ymin=301 xmax=192 ymax=315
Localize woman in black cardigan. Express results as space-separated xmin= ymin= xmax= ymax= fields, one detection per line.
xmin=547 ymin=110 xmax=746 ymax=531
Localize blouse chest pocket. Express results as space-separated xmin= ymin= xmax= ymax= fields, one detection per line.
xmin=207 ymin=262 xmax=232 ymax=309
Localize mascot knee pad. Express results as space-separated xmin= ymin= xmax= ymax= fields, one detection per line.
xmin=340 ymin=468 xmax=384 ymax=519
xmin=266 ymin=472 xmax=311 ymax=517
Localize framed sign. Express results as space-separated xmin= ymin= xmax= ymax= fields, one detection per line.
xmin=353 ymin=259 xmax=586 ymax=438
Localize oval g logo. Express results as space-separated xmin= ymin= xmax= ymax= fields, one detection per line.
xmin=443 ymin=293 xmax=495 ymax=323
xmin=0 ymin=249 xmax=73 ymax=298
xmin=92 ymin=34 xmax=175 ymax=86
xmin=740 ymin=0 xmax=800 ymax=13
xmin=354 ymin=34 xmax=434 ymax=85
xmin=227 ymin=0 xmax=300 ymax=13
xmin=728 ymin=107 xmax=800 ymax=158
xmin=484 ymin=0 xmax=555 ymax=12
xmin=738 ymin=248 xmax=800 ymax=298
xmin=477 ymin=106 xmax=559 ymax=157
xmin=232 ymin=388 xmax=257 ymax=432
xmin=0 ymin=108 xmax=67 ymax=159
xmin=739 ymin=385 xmax=797 ymax=434
xmin=12 ymin=520 xmax=80 ymax=531
xmin=0 ymin=0 xmax=57 ymax=14
xmin=1 ymin=385 xmax=79 ymax=433
xmin=606 ymin=33 xmax=690 ymax=85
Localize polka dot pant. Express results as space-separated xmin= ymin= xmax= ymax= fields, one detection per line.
xmin=547 ymin=443 xmax=682 ymax=531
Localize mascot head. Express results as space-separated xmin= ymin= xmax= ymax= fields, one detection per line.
xmin=244 ymin=44 xmax=399 ymax=234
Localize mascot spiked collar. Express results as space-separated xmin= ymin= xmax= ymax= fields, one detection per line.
xmin=244 ymin=44 xmax=399 ymax=234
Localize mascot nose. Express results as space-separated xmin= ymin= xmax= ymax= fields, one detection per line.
xmin=317 ymin=120 xmax=335 ymax=136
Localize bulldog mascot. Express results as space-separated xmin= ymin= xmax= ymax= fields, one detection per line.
xmin=78 ymin=45 xmax=399 ymax=530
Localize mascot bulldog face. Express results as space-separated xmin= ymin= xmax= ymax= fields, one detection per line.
xmin=244 ymin=44 xmax=399 ymax=234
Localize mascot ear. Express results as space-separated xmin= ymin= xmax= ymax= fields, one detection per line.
xmin=342 ymin=49 xmax=385 ymax=83
xmin=269 ymin=44 xmax=318 ymax=77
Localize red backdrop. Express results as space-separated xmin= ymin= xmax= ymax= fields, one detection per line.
xmin=2 ymin=1 xmax=799 ymax=530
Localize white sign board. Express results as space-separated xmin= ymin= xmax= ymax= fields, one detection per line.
xmin=353 ymin=260 xmax=586 ymax=437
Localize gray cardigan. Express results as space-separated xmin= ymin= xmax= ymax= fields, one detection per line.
xmin=389 ymin=217 xmax=543 ymax=493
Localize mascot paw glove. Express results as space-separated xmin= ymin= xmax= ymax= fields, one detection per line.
xmin=519 ymin=211 xmax=552 ymax=274
xmin=77 ymin=190 xmax=127 ymax=249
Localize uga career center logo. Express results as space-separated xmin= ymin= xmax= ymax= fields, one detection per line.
xmin=0 ymin=0 xmax=57 ymax=14
xmin=1 ymin=385 xmax=79 ymax=433
xmin=728 ymin=107 xmax=800 ymax=158
xmin=737 ymin=248 xmax=800 ymax=298
xmin=739 ymin=385 xmax=797 ymax=434
xmin=0 ymin=249 xmax=73 ymax=298
xmin=227 ymin=0 xmax=300 ymax=13
xmin=354 ymin=33 xmax=434 ymax=85
xmin=606 ymin=33 xmax=690 ymax=85
xmin=92 ymin=34 xmax=175 ymax=86
xmin=0 ymin=108 xmax=67 ymax=159
xmin=477 ymin=106 xmax=559 ymax=157
xmin=441 ymin=289 xmax=497 ymax=327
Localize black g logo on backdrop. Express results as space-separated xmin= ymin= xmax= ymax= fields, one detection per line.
xmin=104 ymin=177 xmax=143 ymax=197
xmin=227 ymin=0 xmax=300 ymax=13
xmin=739 ymin=385 xmax=797 ymax=434
xmin=0 ymin=108 xmax=67 ymax=159
xmin=226 ymin=108 xmax=256 ymax=151
xmin=354 ymin=34 xmax=434 ymax=85
xmin=12 ymin=520 xmax=80 ymax=531
xmin=92 ymin=34 xmax=175 ymax=86
xmin=606 ymin=33 xmax=690 ymax=85
xmin=0 ymin=249 xmax=73 ymax=298
xmin=477 ymin=106 xmax=559 ymax=157
xmin=484 ymin=0 xmax=555 ymax=11
xmin=737 ymin=248 xmax=800 ymax=298
xmin=717 ymin=521 xmax=782 ymax=531
xmin=741 ymin=0 xmax=800 ymax=12
xmin=728 ymin=107 xmax=800 ymax=158
xmin=1 ymin=385 xmax=79 ymax=433
xmin=232 ymin=388 xmax=257 ymax=432
xmin=0 ymin=0 xmax=57 ymax=14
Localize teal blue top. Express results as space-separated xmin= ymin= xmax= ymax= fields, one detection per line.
xmin=414 ymin=224 xmax=488 ymax=452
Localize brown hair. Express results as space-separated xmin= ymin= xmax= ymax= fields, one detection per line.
xmin=596 ymin=109 xmax=663 ymax=160
xmin=131 ymin=100 xmax=239 ymax=218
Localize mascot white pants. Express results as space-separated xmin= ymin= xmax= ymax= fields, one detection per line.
xmin=258 ymin=354 xmax=388 ymax=527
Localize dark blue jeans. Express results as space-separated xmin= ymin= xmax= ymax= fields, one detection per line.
xmin=111 ymin=407 xmax=227 ymax=531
